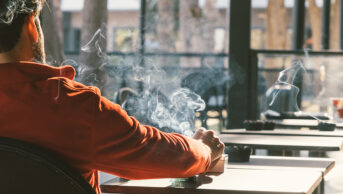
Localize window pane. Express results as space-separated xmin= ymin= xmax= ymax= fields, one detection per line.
xmin=258 ymin=52 xmax=343 ymax=115
xmin=251 ymin=0 xmax=294 ymax=50
xmin=144 ymin=0 xmax=229 ymax=54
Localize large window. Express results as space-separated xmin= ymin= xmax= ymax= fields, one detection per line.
xmin=63 ymin=28 xmax=81 ymax=53
xmin=113 ymin=27 xmax=139 ymax=52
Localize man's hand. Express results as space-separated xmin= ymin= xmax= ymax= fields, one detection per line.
xmin=193 ymin=128 xmax=225 ymax=167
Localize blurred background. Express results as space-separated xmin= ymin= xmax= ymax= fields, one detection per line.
xmin=42 ymin=0 xmax=343 ymax=131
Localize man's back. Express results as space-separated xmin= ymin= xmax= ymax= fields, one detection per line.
xmin=0 ymin=62 xmax=100 ymax=190
xmin=0 ymin=61 xmax=212 ymax=193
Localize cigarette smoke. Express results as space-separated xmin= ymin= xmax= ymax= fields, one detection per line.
xmin=267 ymin=59 xmax=305 ymax=113
xmin=264 ymin=49 xmax=343 ymax=121
xmin=77 ymin=29 xmax=215 ymax=136
xmin=81 ymin=29 xmax=107 ymax=58
xmin=121 ymin=57 xmax=208 ymax=136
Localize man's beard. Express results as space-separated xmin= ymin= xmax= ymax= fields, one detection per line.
xmin=32 ymin=36 xmax=46 ymax=64
xmin=32 ymin=19 xmax=46 ymax=64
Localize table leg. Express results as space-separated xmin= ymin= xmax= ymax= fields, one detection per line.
xmin=309 ymin=151 xmax=327 ymax=158
xmin=267 ymin=150 xmax=294 ymax=156
xmin=320 ymin=179 xmax=324 ymax=194
xmin=312 ymin=178 xmax=324 ymax=194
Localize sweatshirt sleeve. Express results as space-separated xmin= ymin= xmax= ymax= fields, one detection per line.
xmin=91 ymin=94 xmax=211 ymax=179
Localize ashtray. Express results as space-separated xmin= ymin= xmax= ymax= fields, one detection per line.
xmin=263 ymin=121 xmax=275 ymax=130
xmin=227 ymin=145 xmax=252 ymax=162
xmin=243 ymin=120 xmax=263 ymax=131
xmin=172 ymin=176 xmax=197 ymax=187
xmin=183 ymin=176 xmax=197 ymax=183
xmin=318 ymin=122 xmax=336 ymax=131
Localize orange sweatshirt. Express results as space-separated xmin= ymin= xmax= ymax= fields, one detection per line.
xmin=0 ymin=61 xmax=211 ymax=193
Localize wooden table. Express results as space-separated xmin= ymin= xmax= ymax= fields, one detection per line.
xmin=101 ymin=156 xmax=334 ymax=194
xmin=227 ymin=155 xmax=335 ymax=176
xmin=101 ymin=168 xmax=322 ymax=194
xmin=274 ymin=119 xmax=343 ymax=129
xmin=219 ymin=134 xmax=343 ymax=151
xmin=221 ymin=129 xmax=343 ymax=138
xmin=226 ymin=155 xmax=335 ymax=194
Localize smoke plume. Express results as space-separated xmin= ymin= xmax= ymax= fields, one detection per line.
xmin=76 ymin=29 xmax=224 ymax=136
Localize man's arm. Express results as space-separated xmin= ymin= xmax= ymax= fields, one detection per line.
xmin=91 ymin=95 xmax=215 ymax=179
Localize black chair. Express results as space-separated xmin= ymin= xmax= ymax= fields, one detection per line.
xmin=0 ymin=136 xmax=96 ymax=194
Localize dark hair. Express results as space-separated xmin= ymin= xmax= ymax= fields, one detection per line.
xmin=0 ymin=0 xmax=43 ymax=53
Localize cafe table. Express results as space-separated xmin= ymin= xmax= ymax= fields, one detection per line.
xmin=101 ymin=169 xmax=322 ymax=194
xmin=227 ymin=155 xmax=335 ymax=194
xmin=273 ymin=119 xmax=343 ymax=129
xmin=227 ymin=155 xmax=335 ymax=176
xmin=101 ymin=156 xmax=328 ymax=194
xmin=221 ymin=128 xmax=343 ymax=138
xmin=218 ymin=134 xmax=343 ymax=151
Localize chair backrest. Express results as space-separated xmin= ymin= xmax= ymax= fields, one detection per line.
xmin=0 ymin=136 xmax=96 ymax=194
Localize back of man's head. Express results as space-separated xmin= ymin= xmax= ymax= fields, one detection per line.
xmin=0 ymin=0 xmax=44 ymax=53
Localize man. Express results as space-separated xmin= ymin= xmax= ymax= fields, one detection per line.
xmin=0 ymin=0 xmax=225 ymax=193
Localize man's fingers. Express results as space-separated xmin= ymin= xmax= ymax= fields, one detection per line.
xmin=201 ymin=130 xmax=216 ymax=143
xmin=193 ymin=128 xmax=205 ymax=139
xmin=204 ymin=130 xmax=214 ymax=137
xmin=217 ymin=142 xmax=225 ymax=150
xmin=193 ymin=129 xmax=224 ymax=161
xmin=212 ymin=137 xmax=220 ymax=143
xmin=193 ymin=128 xmax=225 ymax=166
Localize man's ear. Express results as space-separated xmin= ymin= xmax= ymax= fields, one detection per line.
xmin=26 ymin=14 xmax=39 ymax=43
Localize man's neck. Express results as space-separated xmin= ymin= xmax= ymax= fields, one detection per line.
xmin=0 ymin=47 xmax=32 ymax=64
xmin=0 ymin=52 xmax=18 ymax=64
